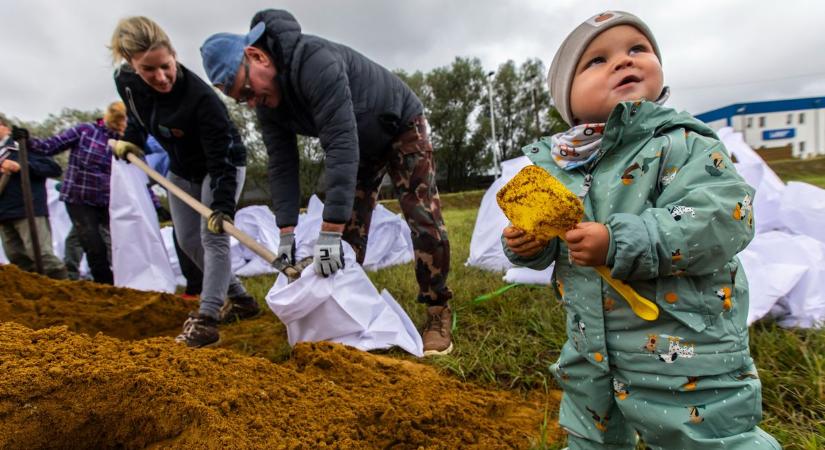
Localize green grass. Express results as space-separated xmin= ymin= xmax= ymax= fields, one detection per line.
xmin=231 ymin=160 xmax=824 ymax=449
xmin=768 ymin=156 xmax=825 ymax=188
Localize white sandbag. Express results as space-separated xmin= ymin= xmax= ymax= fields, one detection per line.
xmin=742 ymin=231 xmax=825 ymax=328
xmin=293 ymin=195 xmax=414 ymax=271
xmin=265 ymin=242 xmax=423 ymax=357
xmin=362 ymin=204 xmax=414 ymax=271
xmin=229 ymin=205 xmax=281 ymax=276
xmin=45 ymin=179 xmax=92 ymax=277
xmin=109 ymin=159 xmax=176 ymax=293
xmin=778 ymin=181 xmax=825 ymax=245
xmin=466 ymin=156 xmax=532 ymax=271
xmin=46 ymin=179 xmax=70 ymax=258
xmin=465 ymin=156 xmax=560 ymax=284
xmin=504 ymin=264 xmax=555 ymax=285
xmin=737 ymin=245 xmax=807 ymax=325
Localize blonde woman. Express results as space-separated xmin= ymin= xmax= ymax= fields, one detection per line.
xmin=15 ymin=101 xmax=127 ymax=285
xmin=109 ymin=16 xmax=256 ymax=348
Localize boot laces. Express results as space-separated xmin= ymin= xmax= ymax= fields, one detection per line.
xmin=425 ymin=309 xmax=446 ymax=336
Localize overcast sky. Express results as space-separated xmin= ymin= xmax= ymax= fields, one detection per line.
xmin=2 ymin=0 xmax=825 ymax=122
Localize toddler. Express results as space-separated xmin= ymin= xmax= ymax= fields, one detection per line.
xmin=502 ymin=11 xmax=780 ymax=450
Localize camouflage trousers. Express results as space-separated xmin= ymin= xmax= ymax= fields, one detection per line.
xmin=343 ymin=115 xmax=453 ymax=305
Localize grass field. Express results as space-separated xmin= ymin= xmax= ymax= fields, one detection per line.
xmin=770 ymin=156 xmax=825 ymax=188
xmin=238 ymin=159 xmax=824 ymax=449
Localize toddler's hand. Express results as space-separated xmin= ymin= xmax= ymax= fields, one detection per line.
xmin=503 ymin=226 xmax=545 ymax=258
xmin=564 ymin=222 xmax=609 ymax=266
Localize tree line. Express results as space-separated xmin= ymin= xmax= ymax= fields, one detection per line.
xmin=10 ymin=57 xmax=567 ymax=205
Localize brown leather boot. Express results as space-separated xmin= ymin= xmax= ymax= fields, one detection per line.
xmin=422 ymin=305 xmax=453 ymax=356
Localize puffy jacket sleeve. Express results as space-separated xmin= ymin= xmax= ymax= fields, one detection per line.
xmin=606 ymin=129 xmax=755 ymax=280
xmin=258 ymin=107 xmax=300 ymax=228
xmin=297 ymin=46 xmax=359 ymax=224
xmin=195 ymin=94 xmax=242 ymax=216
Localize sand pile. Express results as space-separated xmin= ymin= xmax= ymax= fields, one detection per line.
xmin=0 ymin=266 xmax=559 ymax=448
xmin=0 ymin=265 xmax=193 ymax=339
xmin=0 ymin=322 xmax=552 ymax=449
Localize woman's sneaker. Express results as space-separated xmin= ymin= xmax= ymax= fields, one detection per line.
xmin=175 ymin=313 xmax=220 ymax=348
xmin=219 ymin=294 xmax=262 ymax=324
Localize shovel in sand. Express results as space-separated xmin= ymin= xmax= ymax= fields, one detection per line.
xmin=108 ymin=140 xmax=310 ymax=282
xmin=496 ymin=165 xmax=659 ymax=321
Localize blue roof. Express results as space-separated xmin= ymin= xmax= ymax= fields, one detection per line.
xmin=696 ymin=96 xmax=825 ymax=123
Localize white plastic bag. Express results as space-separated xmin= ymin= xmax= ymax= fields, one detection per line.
xmin=265 ymin=243 xmax=423 ymax=356
xmin=231 ymin=205 xmax=280 ymax=276
xmin=109 ymin=158 xmax=176 ymax=292
xmin=293 ymin=195 xmax=414 ymax=271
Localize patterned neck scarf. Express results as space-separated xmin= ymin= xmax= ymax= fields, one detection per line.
xmin=550 ymin=88 xmax=671 ymax=171
xmin=550 ymin=123 xmax=606 ymax=171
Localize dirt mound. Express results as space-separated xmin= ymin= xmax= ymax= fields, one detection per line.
xmin=0 ymin=265 xmax=194 ymax=339
xmin=0 ymin=322 xmax=555 ymax=449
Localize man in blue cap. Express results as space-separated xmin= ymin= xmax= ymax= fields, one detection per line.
xmin=201 ymin=9 xmax=454 ymax=356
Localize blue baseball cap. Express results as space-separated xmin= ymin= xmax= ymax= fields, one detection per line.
xmin=201 ymin=22 xmax=266 ymax=94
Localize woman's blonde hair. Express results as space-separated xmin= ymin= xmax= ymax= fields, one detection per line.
xmin=103 ymin=101 xmax=127 ymax=131
xmin=109 ymin=16 xmax=175 ymax=65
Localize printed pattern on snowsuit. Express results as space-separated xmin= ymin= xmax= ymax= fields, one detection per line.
xmin=342 ymin=115 xmax=452 ymax=305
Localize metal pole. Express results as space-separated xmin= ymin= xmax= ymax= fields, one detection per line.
xmin=531 ymin=87 xmax=540 ymax=138
xmin=487 ymin=71 xmax=501 ymax=177
xmin=17 ymin=138 xmax=44 ymax=274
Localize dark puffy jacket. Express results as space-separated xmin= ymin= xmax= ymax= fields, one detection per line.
xmin=0 ymin=139 xmax=62 ymax=221
xmin=115 ymin=64 xmax=246 ymax=216
xmin=252 ymin=9 xmax=424 ymax=227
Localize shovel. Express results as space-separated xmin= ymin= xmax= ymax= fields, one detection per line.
xmin=109 ymin=140 xmax=309 ymax=282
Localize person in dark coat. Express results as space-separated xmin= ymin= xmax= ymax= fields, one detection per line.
xmin=109 ymin=16 xmax=259 ymax=348
xmin=0 ymin=114 xmax=67 ymax=279
xmin=201 ymin=9 xmax=454 ymax=355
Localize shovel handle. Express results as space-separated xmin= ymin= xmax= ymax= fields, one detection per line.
xmin=114 ymin=143 xmax=283 ymax=269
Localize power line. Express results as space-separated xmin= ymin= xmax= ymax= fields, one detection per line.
xmin=678 ymin=71 xmax=825 ymax=91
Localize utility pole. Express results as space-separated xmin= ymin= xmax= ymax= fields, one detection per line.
xmin=487 ymin=70 xmax=502 ymax=177
xmin=531 ymin=87 xmax=540 ymax=139
xmin=526 ymin=73 xmax=542 ymax=139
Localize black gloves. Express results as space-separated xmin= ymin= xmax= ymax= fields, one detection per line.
xmin=207 ymin=210 xmax=233 ymax=234
xmin=11 ymin=126 xmax=29 ymax=142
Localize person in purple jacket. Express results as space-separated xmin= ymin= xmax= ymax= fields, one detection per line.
xmin=14 ymin=101 xmax=127 ymax=285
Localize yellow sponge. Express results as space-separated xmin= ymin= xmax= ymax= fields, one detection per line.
xmin=496 ymin=165 xmax=584 ymax=243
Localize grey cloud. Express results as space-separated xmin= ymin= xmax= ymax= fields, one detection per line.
xmin=2 ymin=0 xmax=824 ymax=121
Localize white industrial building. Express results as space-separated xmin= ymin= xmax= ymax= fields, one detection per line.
xmin=696 ymin=96 xmax=825 ymax=159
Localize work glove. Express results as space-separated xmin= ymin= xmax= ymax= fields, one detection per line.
xmin=313 ymin=231 xmax=344 ymax=277
xmin=278 ymin=231 xmax=296 ymax=265
xmin=207 ymin=210 xmax=232 ymax=234
xmin=110 ymin=139 xmax=145 ymax=161
xmin=11 ymin=126 xmax=29 ymax=142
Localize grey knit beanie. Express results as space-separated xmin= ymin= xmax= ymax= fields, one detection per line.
xmin=548 ymin=11 xmax=662 ymax=126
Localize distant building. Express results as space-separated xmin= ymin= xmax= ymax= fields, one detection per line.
xmin=696 ymin=96 xmax=825 ymax=160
